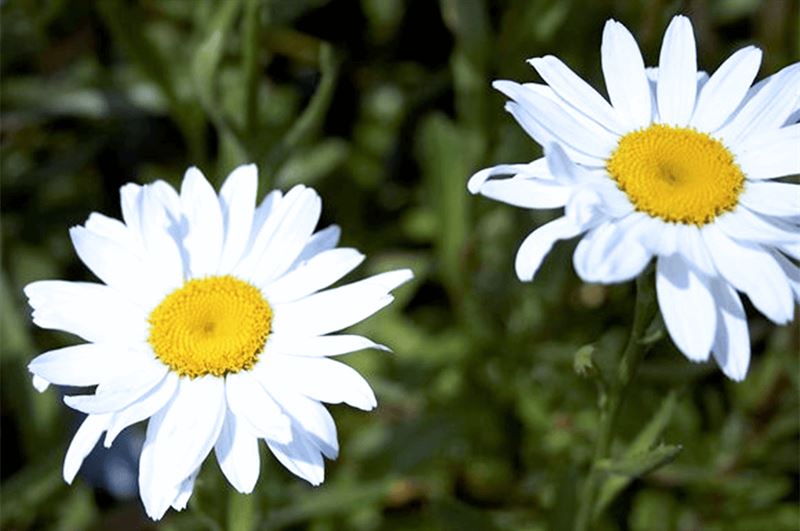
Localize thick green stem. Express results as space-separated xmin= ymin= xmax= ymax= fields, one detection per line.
xmin=574 ymin=272 xmax=657 ymax=531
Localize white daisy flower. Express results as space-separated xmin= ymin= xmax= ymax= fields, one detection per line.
xmin=25 ymin=164 xmax=412 ymax=520
xmin=468 ymin=15 xmax=799 ymax=381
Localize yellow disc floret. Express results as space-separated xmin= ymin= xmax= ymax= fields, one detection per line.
xmin=148 ymin=275 xmax=272 ymax=378
xmin=606 ymin=124 xmax=745 ymax=226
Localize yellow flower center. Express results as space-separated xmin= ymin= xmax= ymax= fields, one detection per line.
xmin=606 ymin=124 xmax=745 ymax=226
xmin=148 ymin=275 xmax=272 ymax=378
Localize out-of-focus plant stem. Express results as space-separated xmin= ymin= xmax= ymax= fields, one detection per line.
xmin=574 ymin=271 xmax=658 ymax=531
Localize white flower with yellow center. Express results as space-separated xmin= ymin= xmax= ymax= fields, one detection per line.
xmin=25 ymin=164 xmax=412 ymax=520
xmin=469 ymin=15 xmax=799 ymax=380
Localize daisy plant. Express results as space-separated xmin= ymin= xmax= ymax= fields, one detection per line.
xmin=468 ymin=15 xmax=799 ymax=529
xmin=25 ymin=164 xmax=412 ymax=520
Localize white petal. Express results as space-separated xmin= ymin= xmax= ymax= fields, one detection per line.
xmin=657 ymin=15 xmax=697 ymax=126
xmin=170 ymin=469 xmax=198 ymax=511
xmin=515 ymin=216 xmax=584 ymax=282
xmin=225 ymin=371 xmax=292 ymax=443
xmin=266 ymin=426 xmax=325 ymax=486
xmin=740 ymin=181 xmax=800 ymax=217
xmin=138 ymin=376 xmax=226 ymax=520
xmin=265 ymin=334 xmax=388 ymax=357
xmin=218 ymin=164 xmax=258 ymax=272
xmin=494 ymin=81 xmax=617 ymax=161
xmin=703 ymin=226 xmax=794 ymax=324
xmin=656 ymin=254 xmax=716 ymax=361
xmin=258 ymin=354 xmax=376 ymax=411
xmin=69 ymin=226 xmax=159 ymax=307
xmin=64 ymin=354 xmax=167 ymax=414
xmin=772 ymin=250 xmax=800 ymax=301
xmin=715 ymin=207 xmax=799 ymax=245
xmin=271 ymin=269 xmax=413 ymax=337
xmin=467 ymin=159 xmax=552 ymax=194
xmin=572 ymin=216 xmax=652 ymax=283
xmin=528 ymin=55 xmax=627 ymax=134
xmin=601 ymin=19 xmax=653 ymax=129
xmin=181 ymin=167 xmax=223 ymax=277
xmin=32 ymin=375 xmax=49 ymax=392
xmin=709 ymin=279 xmax=750 ymax=381
xmin=718 ymin=63 xmax=800 ymax=147
xmin=24 ymin=281 xmax=147 ymax=343
xmin=29 ymin=344 xmax=119 ymax=388
xmin=63 ymin=414 xmax=111 ymax=483
xmin=104 ymin=372 xmax=179 ymax=447
xmin=736 ymin=130 xmax=800 ymax=180
xmin=675 ymin=225 xmax=716 ymax=277
xmin=635 ymin=217 xmax=680 ymax=257
xmin=290 ymin=225 xmax=342 ymax=269
xmin=215 ymin=411 xmax=260 ymax=493
xmin=268 ymin=387 xmax=338 ymax=459
xmin=262 ymin=248 xmax=365 ymax=304
xmin=691 ymin=46 xmax=762 ymax=132
xmin=84 ymin=212 xmax=132 ymax=246
xmin=477 ymin=176 xmax=571 ymax=209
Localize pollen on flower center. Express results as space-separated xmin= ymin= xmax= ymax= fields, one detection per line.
xmin=148 ymin=275 xmax=272 ymax=378
xmin=606 ymin=124 xmax=745 ymax=226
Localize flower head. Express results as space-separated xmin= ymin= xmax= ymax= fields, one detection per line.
xmin=25 ymin=164 xmax=412 ymax=519
xmin=469 ymin=15 xmax=799 ymax=380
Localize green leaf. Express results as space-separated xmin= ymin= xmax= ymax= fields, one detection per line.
xmin=597 ymin=443 xmax=683 ymax=477
xmin=594 ymin=391 xmax=680 ymax=515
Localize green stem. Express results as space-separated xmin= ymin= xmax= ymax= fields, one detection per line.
xmin=574 ymin=272 xmax=658 ymax=531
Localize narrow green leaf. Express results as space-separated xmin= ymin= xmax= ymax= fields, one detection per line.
xmin=596 ymin=444 xmax=683 ymax=477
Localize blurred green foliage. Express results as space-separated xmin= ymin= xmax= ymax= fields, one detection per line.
xmin=1 ymin=0 xmax=798 ymax=530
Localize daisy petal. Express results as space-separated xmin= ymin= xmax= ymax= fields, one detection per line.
xmin=528 ymin=55 xmax=627 ymax=134
xmin=772 ymin=250 xmax=800 ymax=301
xmin=495 ymin=81 xmax=617 ymax=161
xmin=265 ymin=334 xmax=388 ymax=357
xmin=715 ymin=208 xmax=799 ymax=245
xmin=64 ymin=355 xmax=167 ymax=414
xmin=271 ymin=269 xmax=412 ymax=337
xmin=69 ymin=226 xmax=157 ymax=307
xmin=572 ymin=217 xmax=652 ymax=283
xmin=29 ymin=344 xmax=119 ymax=388
xmin=269 ymin=387 xmax=338 ymax=458
xmin=262 ymin=248 xmax=365 ymax=304
xmin=477 ymin=176 xmax=571 ymax=209
xmin=736 ymin=130 xmax=800 ymax=180
xmin=104 ymin=372 xmax=179 ymax=447
xmin=740 ymin=181 xmax=800 ymax=217
xmin=656 ymin=254 xmax=716 ymax=362
xmin=515 ymin=216 xmax=584 ymax=282
xmin=215 ymin=412 xmax=260 ymax=493
xmin=266 ymin=426 xmax=325 ymax=485
xmin=138 ymin=376 xmax=225 ymax=519
xmin=709 ymin=279 xmax=750 ymax=381
xmin=64 ymin=413 xmax=111 ymax=483
xmin=703 ymin=226 xmax=794 ymax=324
xmin=225 ymin=371 xmax=292 ymax=443
xmin=675 ymin=225 xmax=716 ymax=277
xmin=24 ymin=281 xmax=147 ymax=343
xmin=718 ymin=63 xmax=800 ymax=147
xmin=467 ymin=159 xmax=552 ymax=194
xmin=259 ymin=355 xmax=377 ymax=411
xmin=601 ymin=19 xmax=652 ymax=128
xmin=218 ymin=164 xmax=258 ymax=272
xmin=657 ymin=15 xmax=697 ymax=126
xmin=181 ymin=167 xmax=224 ymax=277
xmin=691 ymin=46 xmax=762 ymax=132
xmin=250 ymin=187 xmax=322 ymax=285
xmin=170 ymin=470 xmax=198 ymax=511
xmin=291 ymin=225 xmax=342 ymax=267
